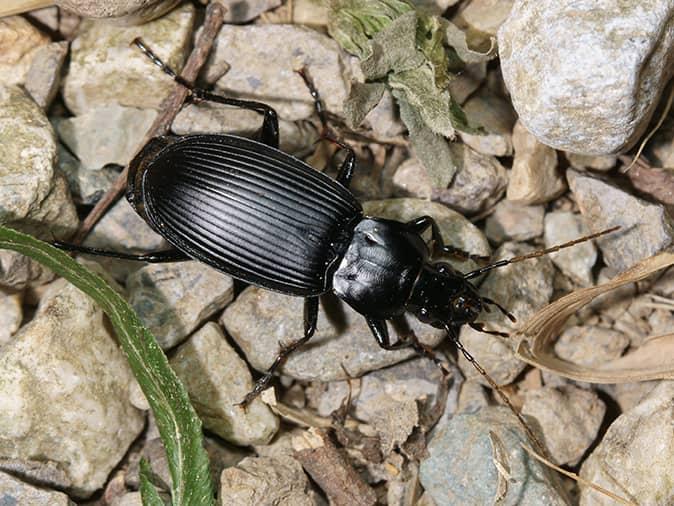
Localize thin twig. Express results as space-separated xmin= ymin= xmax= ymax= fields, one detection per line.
xmin=71 ymin=2 xmax=226 ymax=245
xmin=622 ymin=81 xmax=674 ymax=173
xmin=520 ymin=444 xmax=637 ymax=506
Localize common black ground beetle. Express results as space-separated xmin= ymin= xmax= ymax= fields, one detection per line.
xmin=56 ymin=39 xmax=619 ymax=406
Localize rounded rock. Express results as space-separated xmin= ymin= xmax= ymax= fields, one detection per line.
xmin=498 ymin=0 xmax=674 ymax=155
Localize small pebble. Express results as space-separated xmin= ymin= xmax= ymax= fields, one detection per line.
xmin=25 ymin=42 xmax=68 ymax=110
xmin=127 ymin=261 xmax=234 ymax=349
xmin=522 ymin=385 xmax=605 ymax=466
xmin=206 ymin=24 xmax=348 ymax=121
xmin=507 ymin=120 xmax=565 ymax=204
xmin=484 ymin=200 xmax=544 ymax=243
xmin=55 ymin=0 xmax=181 ymax=22
xmin=565 ymin=152 xmax=617 ymax=172
xmin=217 ymin=0 xmax=282 ymax=23
xmin=554 ymin=325 xmax=630 ymax=367
xmin=63 ymin=3 xmax=195 ymax=115
xmin=0 ymin=289 xmax=21 ymax=346
xmin=419 ymin=406 xmax=567 ymax=505
xmin=544 ymin=211 xmax=596 ymax=286
xmin=568 ymin=169 xmax=674 ymax=271
xmin=0 ymin=17 xmax=50 ymax=87
xmin=580 ymin=381 xmax=674 ymax=505
xmin=0 ymin=471 xmax=72 ymax=506
xmin=58 ymin=145 xmax=120 ymax=205
xmin=170 ymin=322 xmax=279 ymax=446
xmin=458 ymin=89 xmax=517 ymax=156
xmin=499 ymin=0 xmax=674 ymax=154
xmin=219 ymin=456 xmax=320 ymax=506
xmin=55 ymin=105 xmax=157 ymax=170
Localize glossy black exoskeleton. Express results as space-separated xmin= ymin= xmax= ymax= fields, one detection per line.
xmin=55 ymin=39 xmax=619 ymax=405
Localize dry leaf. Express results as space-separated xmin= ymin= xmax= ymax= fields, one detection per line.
xmin=515 ymin=252 xmax=674 ymax=383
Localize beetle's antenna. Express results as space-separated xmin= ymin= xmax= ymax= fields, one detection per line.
xmin=481 ymin=296 xmax=516 ymax=323
xmin=132 ymin=37 xmax=193 ymax=89
xmin=463 ymin=226 xmax=620 ymax=280
xmin=444 ymin=325 xmax=548 ymax=457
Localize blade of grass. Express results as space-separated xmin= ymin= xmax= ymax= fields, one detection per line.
xmin=140 ymin=459 xmax=169 ymax=506
xmin=0 ymin=225 xmax=214 ymax=506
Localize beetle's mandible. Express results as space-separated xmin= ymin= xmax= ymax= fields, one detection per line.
xmin=55 ymin=39 xmax=619 ymax=406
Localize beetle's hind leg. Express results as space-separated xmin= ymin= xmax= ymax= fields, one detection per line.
xmin=239 ymin=296 xmax=319 ymax=408
xmin=407 ymin=216 xmax=490 ymax=262
xmin=132 ymin=37 xmax=280 ymax=148
xmin=296 ymin=68 xmax=356 ymax=189
xmin=51 ymin=241 xmax=190 ymax=262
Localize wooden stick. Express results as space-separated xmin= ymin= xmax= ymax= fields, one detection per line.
xmin=0 ymin=0 xmax=53 ymax=17
xmin=71 ymin=1 xmax=226 ymax=244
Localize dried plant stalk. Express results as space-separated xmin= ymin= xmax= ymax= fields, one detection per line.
xmin=515 ymin=252 xmax=674 ymax=383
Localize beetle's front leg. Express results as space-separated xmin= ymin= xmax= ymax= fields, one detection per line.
xmin=406 ymin=216 xmax=490 ymax=262
xmin=367 ymin=317 xmax=448 ymax=374
xmin=239 ymin=296 xmax=319 ymax=408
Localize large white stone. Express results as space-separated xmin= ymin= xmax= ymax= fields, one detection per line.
xmin=498 ymin=0 xmax=674 ymax=155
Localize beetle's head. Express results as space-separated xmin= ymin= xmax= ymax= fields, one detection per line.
xmin=408 ymin=262 xmax=484 ymax=328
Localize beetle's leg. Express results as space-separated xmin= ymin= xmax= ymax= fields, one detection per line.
xmin=296 ymin=68 xmax=356 ymax=189
xmin=407 ymin=216 xmax=490 ymax=262
xmin=368 ymin=318 xmax=449 ymax=374
xmin=366 ymin=318 xmax=410 ymax=350
xmin=51 ymin=241 xmax=190 ymax=262
xmin=133 ymin=37 xmax=280 ymax=148
xmin=239 ymin=296 xmax=319 ymax=407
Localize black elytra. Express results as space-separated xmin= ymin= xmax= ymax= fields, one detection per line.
xmin=55 ymin=40 xmax=620 ymax=407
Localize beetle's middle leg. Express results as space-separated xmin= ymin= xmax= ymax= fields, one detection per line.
xmin=51 ymin=241 xmax=191 ymax=262
xmin=133 ymin=38 xmax=280 ymax=148
xmin=239 ymin=296 xmax=319 ymax=407
xmin=407 ymin=216 xmax=490 ymax=262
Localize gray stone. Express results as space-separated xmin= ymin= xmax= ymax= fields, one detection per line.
xmin=219 ymin=456 xmax=319 ymax=506
xmin=0 ymin=289 xmax=21 ymax=345
xmin=565 ymin=152 xmax=617 ymax=172
xmin=419 ymin=406 xmax=567 ymax=506
xmin=568 ymin=169 xmax=674 ymax=271
xmin=170 ymin=322 xmax=278 ymax=446
xmin=206 ymin=24 xmax=349 ymax=121
xmin=646 ymin=114 xmax=674 ymax=168
xmin=554 ymin=326 xmax=629 ymax=367
xmin=111 ymin=492 xmax=142 ymax=506
xmin=55 ymin=0 xmax=181 ymax=22
xmin=216 ymin=0 xmax=282 ymax=23
xmin=485 ymin=200 xmax=544 ymax=243
xmin=522 ymin=385 xmax=605 ymax=466
xmin=58 ymin=144 xmax=119 ymax=205
xmin=498 ymin=0 xmax=674 ymax=155
xmin=0 ymin=17 xmax=50 ymax=87
xmin=0 ymin=471 xmax=73 ymax=505
xmin=507 ymin=120 xmax=565 ymax=205
xmin=454 ymin=0 xmax=514 ymax=37
xmin=0 ymin=269 xmax=145 ymax=498
xmin=0 ymin=86 xmax=79 ymax=289
xmin=448 ymin=62 xmax=487 ymax=105
xmin=392 ymin=151 xmax=507 ymax=216
xmin=63 ymin=4 xmax=195 ymax=115
xmin=222 ymin=199 xmax=488 ymax=381
xmin=55 ymin=105 xmax=157 ymax=170
xmin=25 ymin=41 xmax=68 ymax=110
xmin=434 ymin=144 xmax=508 ymax=215
xmin=363 ymin=89 xmax=406 ymax=140
xmin=580 ymin=381 xmax=674 ymax=505
xmin=127 ymin=261 xmax=234 ymax=349
xmin=172 ymin=102 xmax=318 ymax=157
xmin=458 ymin=89 xmax=517 ymax=156
xmin=544 ymin=211 xmax=596 ymax=286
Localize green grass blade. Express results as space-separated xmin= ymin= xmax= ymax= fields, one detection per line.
xmin=140 ymin=459 xmax=168 ymax=506
xmin=0 ymin=226 xmax=215 ymax=506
